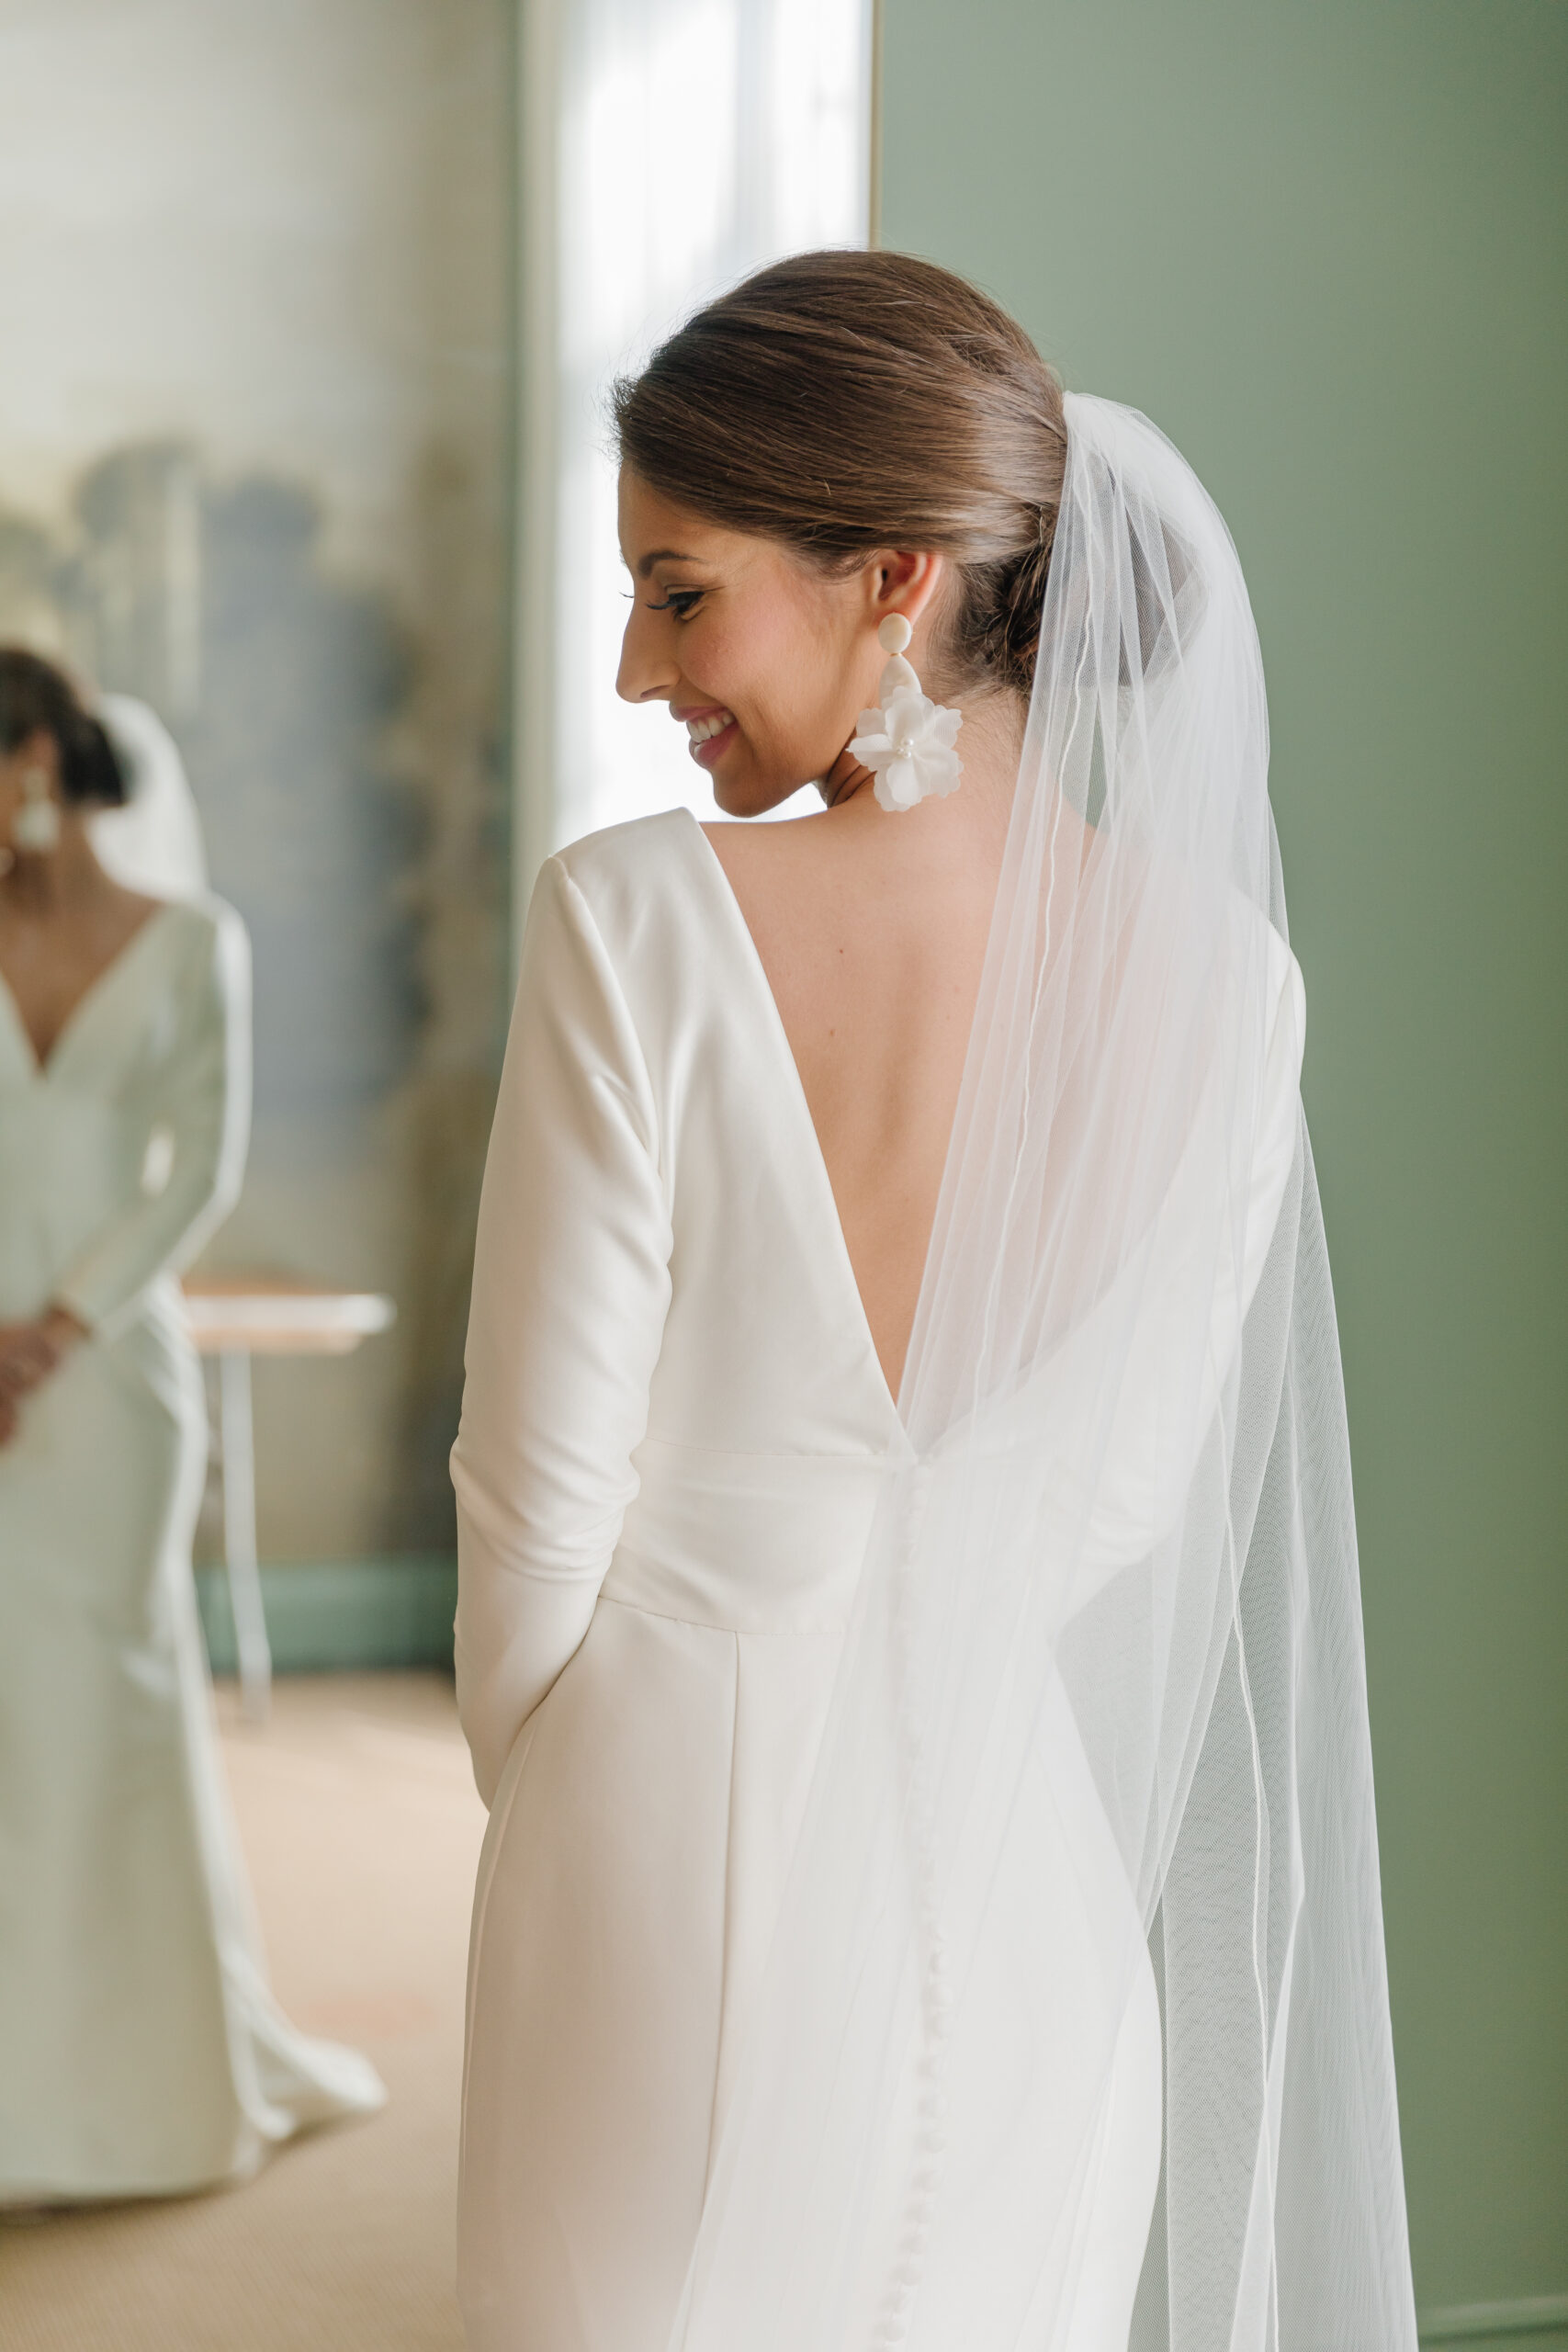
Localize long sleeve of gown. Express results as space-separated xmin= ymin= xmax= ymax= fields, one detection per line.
xmin=53 ymin=905 xmax=252 ymax=1338
xmin=452 ymin=857 xmax=675 ymax=1807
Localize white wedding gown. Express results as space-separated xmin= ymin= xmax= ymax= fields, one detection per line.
xmin=454 ymin=808 xmax=1304 ymax=2352
xmin=0 ymin=896 xmax=384 ymax=2202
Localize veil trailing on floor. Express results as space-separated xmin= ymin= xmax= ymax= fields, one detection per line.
xmin=666 ymin=398 xmax=1418 ymax=2350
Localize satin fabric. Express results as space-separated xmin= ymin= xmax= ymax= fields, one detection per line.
xmin=0 ymin=897 xmax=383 ymax=2200
xmin=453 ymin=808 xmax=1304 ymax=2351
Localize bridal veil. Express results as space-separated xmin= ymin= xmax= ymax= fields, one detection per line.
xmin=665 ymin=395 xmax=1419 ymax=2350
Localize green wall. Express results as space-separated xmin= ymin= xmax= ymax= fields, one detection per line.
xmin=880 ymin=1 xmax=1567 ymax=2333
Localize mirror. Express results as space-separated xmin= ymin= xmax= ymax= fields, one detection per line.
xmin=0 ymin=1 xmax=511 ymax=2332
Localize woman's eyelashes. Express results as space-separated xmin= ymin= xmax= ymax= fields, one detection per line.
xmin=645 ymin=587 xmax=705 ymax=620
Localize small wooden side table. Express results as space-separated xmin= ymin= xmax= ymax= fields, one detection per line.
xmin=181 ymin=1275 xmax=396 ymax=1722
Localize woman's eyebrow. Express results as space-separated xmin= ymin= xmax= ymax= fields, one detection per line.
xmin=635 ymin=548 xmax=697 ymax=578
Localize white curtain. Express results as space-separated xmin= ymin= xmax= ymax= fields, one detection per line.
xmin=528 ymin=0 xmax=873 ymax=862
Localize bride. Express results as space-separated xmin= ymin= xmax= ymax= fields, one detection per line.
xmin=0 ymin=649 xmax=384 ymax=2200
xmin=452 ymin=252 xmax=1418 ymax=2351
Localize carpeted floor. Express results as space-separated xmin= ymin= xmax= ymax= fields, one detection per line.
xmin=0 ymin=1673 xmax=488 ymax=2351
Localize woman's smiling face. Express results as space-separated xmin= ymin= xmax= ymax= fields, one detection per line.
xmin=616 ymin=469 xmax=914 ymax=818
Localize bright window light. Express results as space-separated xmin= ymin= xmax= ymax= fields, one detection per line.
xmin=519 ymin=0 xmax=873 ymax=884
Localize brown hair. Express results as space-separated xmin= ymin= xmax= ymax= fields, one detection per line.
xmin=612 ymin=250 xmax=1067 ymax=701
xmin=0 ymin=646 xmax=128 ymax=806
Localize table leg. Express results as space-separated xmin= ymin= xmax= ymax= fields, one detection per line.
xmin=219 ymin=1347 xmax=271 ymax=1723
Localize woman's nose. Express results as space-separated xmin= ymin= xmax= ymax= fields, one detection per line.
xmin=615 ymin=607 xmax=679 ymax=707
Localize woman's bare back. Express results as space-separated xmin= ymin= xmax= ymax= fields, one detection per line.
xmin=704 ymin=800 xmax=1005 ymax=1398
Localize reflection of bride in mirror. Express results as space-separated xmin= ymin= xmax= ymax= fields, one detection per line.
xmin=0 ymin=648 xmax=384 ymax=2204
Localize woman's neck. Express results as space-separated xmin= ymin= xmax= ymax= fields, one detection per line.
xmin=826 ymin=684 xmax=1023 ymax=863
xmin=1 ymin=815 xmax=110 ymax=920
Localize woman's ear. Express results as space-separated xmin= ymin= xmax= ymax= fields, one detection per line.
xmin=10 ymin=727 xmax=62 ymax=786
xmin=865 ymin=548 xmax=945 ymax=639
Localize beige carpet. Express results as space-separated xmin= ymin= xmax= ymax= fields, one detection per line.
xmin=0 ymin=1674 xmax=487 ymax=2350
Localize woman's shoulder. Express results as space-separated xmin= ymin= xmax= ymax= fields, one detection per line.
xmin=152 ymin=888 xmax=244 ymax=944
xmin=551 ymin=805 xmax=703 ymax=906
xmin=143 ymin=892 xmax=251 ymax=997
xmin=525 ymin=806 xmax=761 ymax=1081
xmin=537 ymin=806 xmax=725 ymax=975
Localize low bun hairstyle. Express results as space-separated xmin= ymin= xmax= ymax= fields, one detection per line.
xmin=612 ymin=250 xmax=1067 ymax=701
xmin=0 ymin=647 xmax=129 ymax=807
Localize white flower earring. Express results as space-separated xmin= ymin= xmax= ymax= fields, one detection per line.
xmin=11 ymin=765 xmax=61 ymax=854
xmin=848 ymin=615 xmax=964 ymax=814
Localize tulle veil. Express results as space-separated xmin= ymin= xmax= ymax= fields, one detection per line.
xmin=663 ymin=395 xmax=1419 ymax=2350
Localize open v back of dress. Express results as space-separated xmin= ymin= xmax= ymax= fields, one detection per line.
xmin=696 ymin=811 xmax=998 ymax=1404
